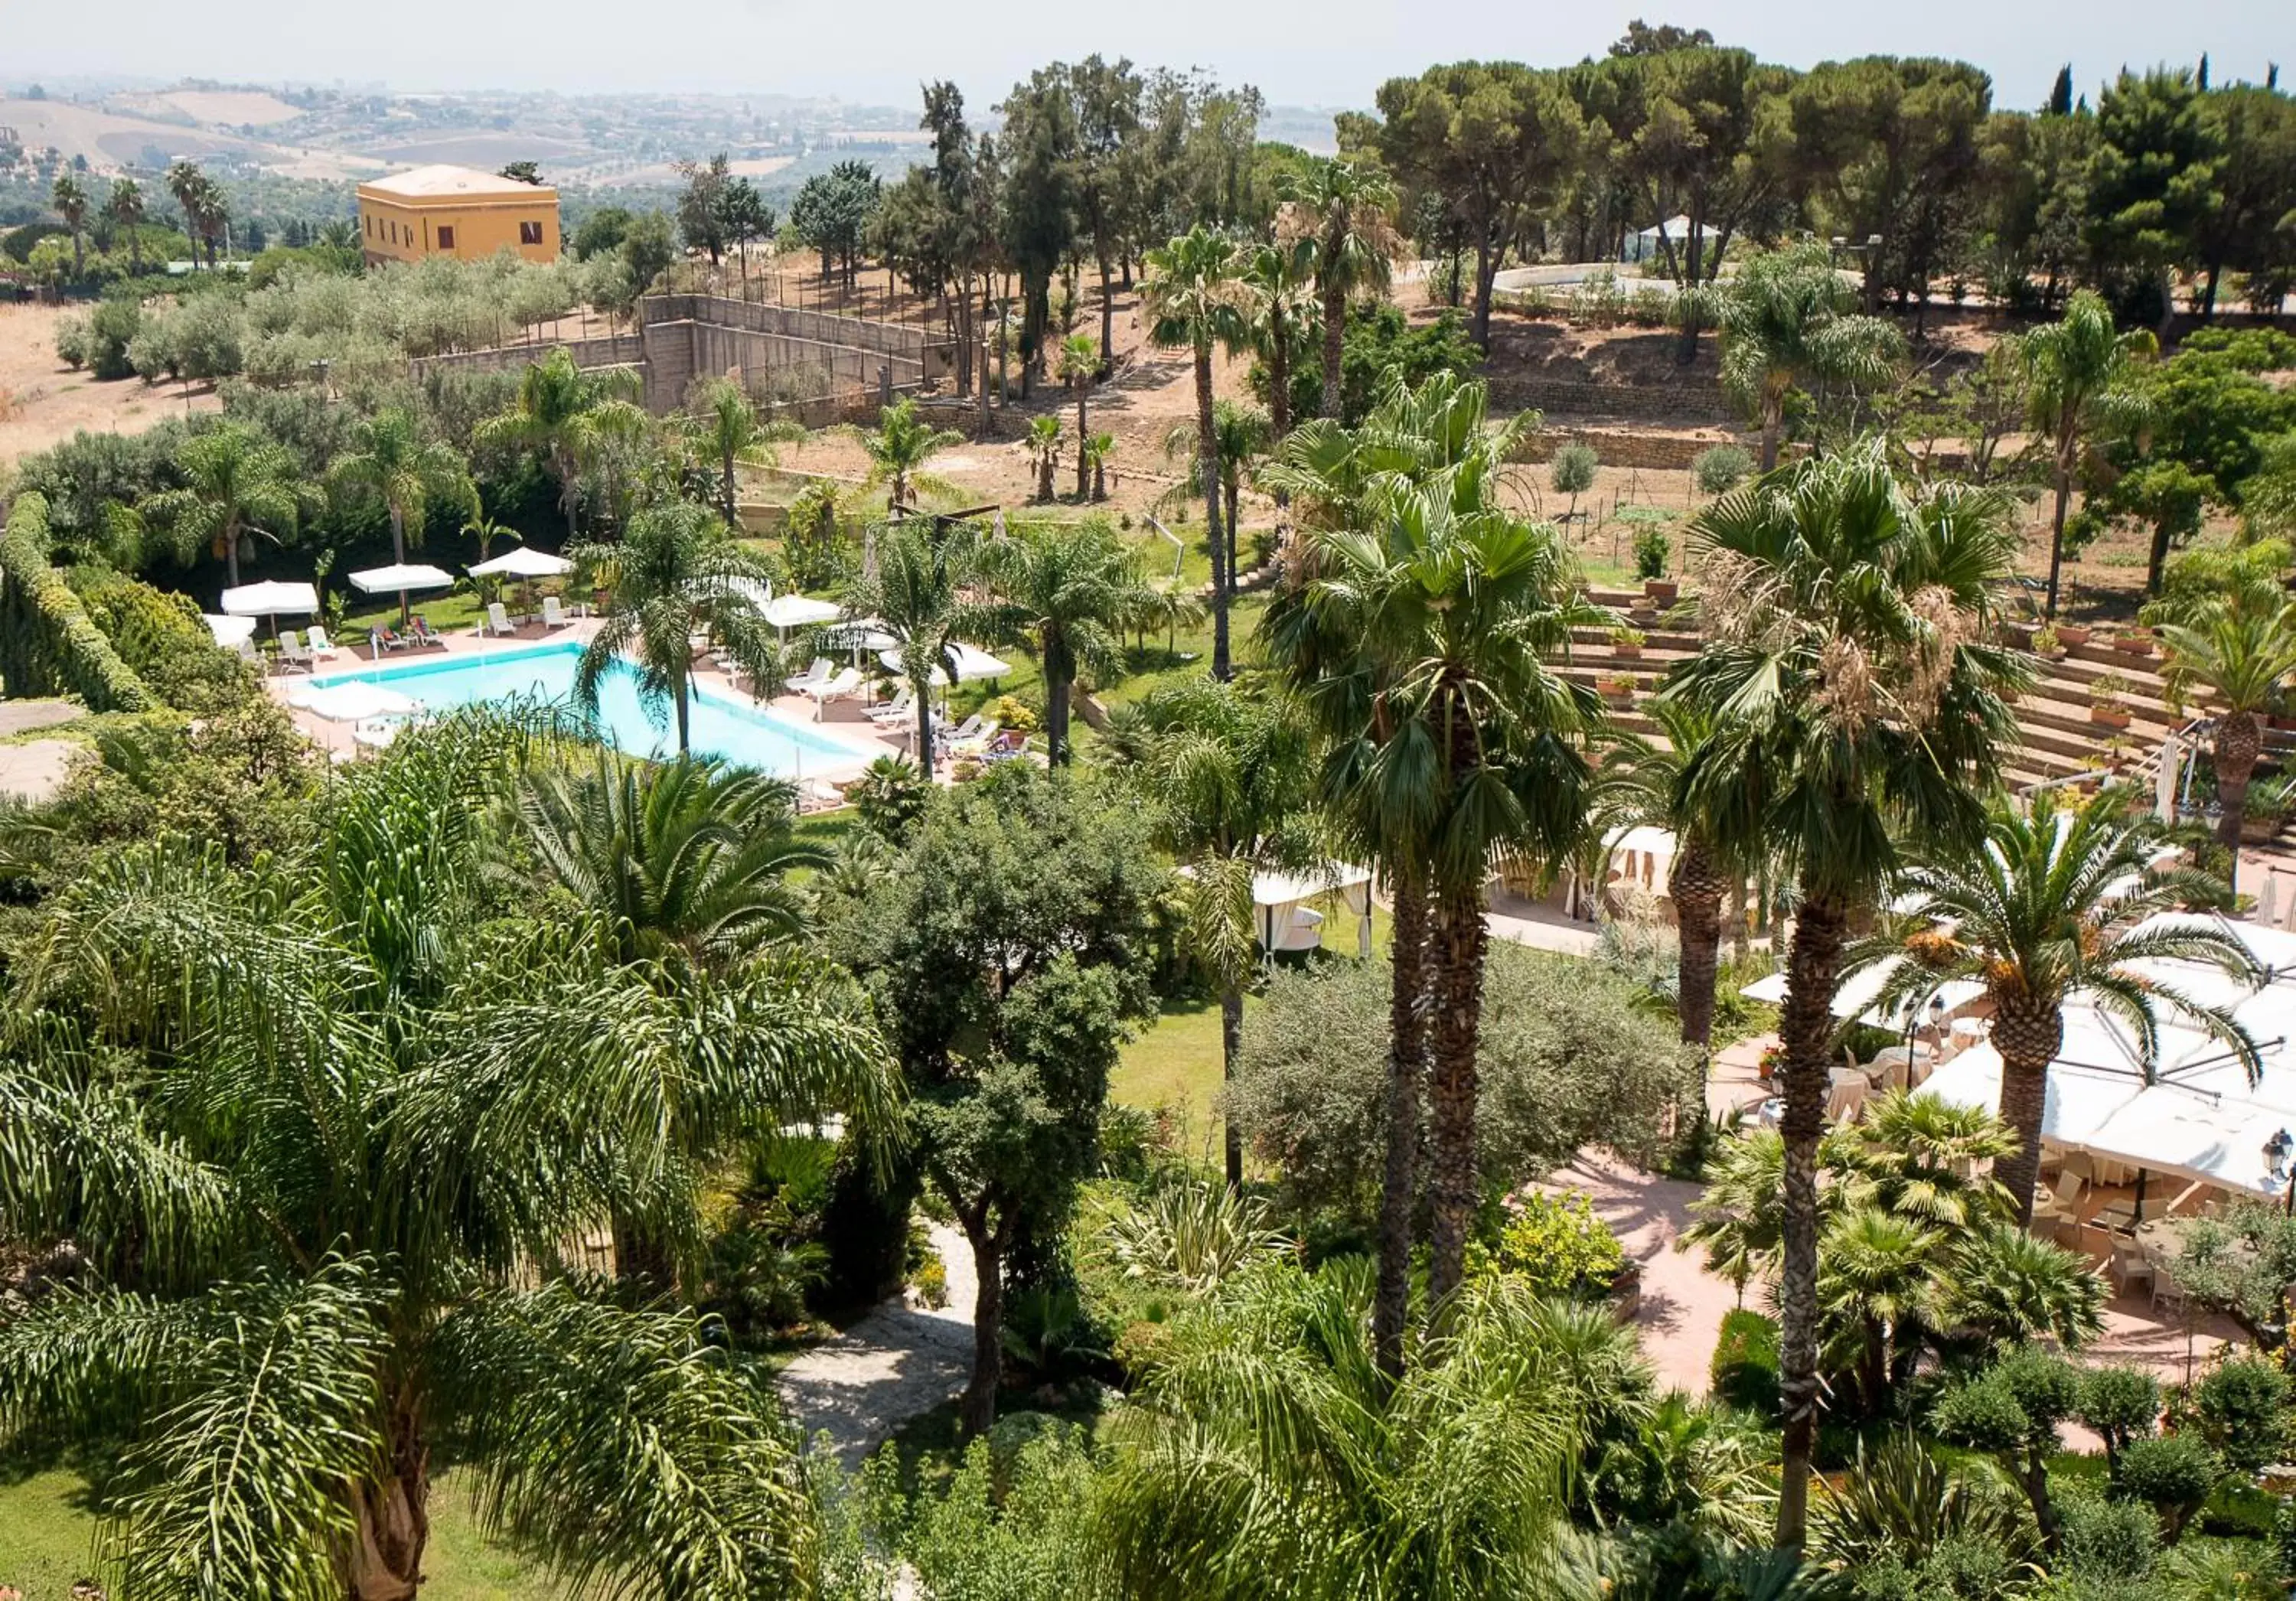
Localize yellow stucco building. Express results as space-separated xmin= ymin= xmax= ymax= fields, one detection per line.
xmin=356 ymin=165 xmax=560 ymax=266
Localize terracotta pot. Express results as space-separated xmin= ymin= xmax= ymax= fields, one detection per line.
xmin=1643 ymin=579 xmax=1678 ymax=604
xmin=1615 ymin=641 xmax=1643 ymax=660
xmin=2242 ymin=814 xmax=2286 ymax=844
xmin=2115 ymin=633 xmax=2155 ymax=657
xmin=2057 ymin=625 xmax=2092 ymax=646
xmin=2091 ymin=706 xmax=2131 ymax=729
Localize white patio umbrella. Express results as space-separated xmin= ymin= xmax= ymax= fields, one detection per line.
xmin=202 ymin=613 xmax=257 ymax=649
xmin=764 ymin=593 xmax=841 ymax=631
xmin=468 ymin=547 xmax=574 ymax=579
xmin=878 ymin=641 xmax=1010 ymax=685
xmin=348 ymin=562 xmax=455 ymax=626
xmin=289 ymin=680 xmax=421 ymax=722
xmin=218 ymin=579 xmax=319 ymax=641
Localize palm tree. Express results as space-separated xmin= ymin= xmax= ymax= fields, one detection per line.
xmin=977 ymin=519 xmax=1157 ymax=765
xmin=1663 ymin=442 xmax=2029 ymax=1549
xmin=103 ymin=176 xmax=145 ymax=276
xmin=840 ymin=519 xmax=993 ymax=770
xmin=135 ymin=421 xmax=303 ymax=588
xmin=520 ymin=749 xmax=827 ymax=964
xmin=1241 ymin=236 xmax=1319 ymax=438
xmin=846 ymin=397 xmax=964 ymax=574
xmin=1166 ymin=401 xmax=1272 ymax=592
xmin=460 ymin=492 xmax=522 ymax=565
xmin=1081 ymin=429 xmax=1114 ymax=502
xmin=473 ymin=347 xmax=644 ymax=538
xmin=0 ymin=722 xmax=895 ymax=1599
xmin=1693 ymin=242 xmax=1903 ymax=474
xmin=1143 ymin=225 xmax=1251 ymax=680
xmin=49 ymin=174 xmax=89 ymax=279
xmin=329 ymin=407 xmax=473 ymax=618
xmin=1119 ymin=678 xmax=1317 ymax=1186
xmin=572 ymin=501 xmax=779 ymax=755
xmin=1818 ymin=1208 xmax=1942 ymax=1417
xmin=1280 ymin=158 xmax=1400 ymax=421
xmin=164 ymin=159 xmax=208 ymax=265
xmin=1057 ymin=332 xmax=1097 ymax=499
xmin=1096 ymin=1261 xmax=1650 ymax=1601
xmin=2024 ymin=289 xmax=2155 ymax=617
xmin=1026 ymin=412 xmax=1063 ymax=504
xmin=683 ymin=377 xmax=804 ymax=530
xmin=2157 ymin=603 xmax=2296 ymax=864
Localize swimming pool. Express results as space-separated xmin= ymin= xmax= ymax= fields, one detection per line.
xmin=313 ymin=640 xmax=866 ymax=778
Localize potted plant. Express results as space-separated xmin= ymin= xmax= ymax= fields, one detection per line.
xmin=2114 ymin=628 xmax=2155 ymax=657
xmin=1757 ymin=1042 xmax=1784 ymax=1081
xmin=1598 ymin=673 xmax=1637 ymax=699
xmin=2032 ymin=623 xmax=2066 ymax=660
xmin=1613 ymin=626 xmax=1647 ymax=661
xmin=2090 ymin=673 xmax=2131 ymax=729
xmin=2242 ymin=774 xmax=2294 ymax=843
xmin=1633 ymin=526 xmax=1675 ymax=601
xmin=2056 ymin=622 xmax=2093 ymax=647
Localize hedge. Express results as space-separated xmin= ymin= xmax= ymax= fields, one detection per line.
xmin=1711 ymin=1306 xmax=1782 ymax=1416
xmin=0 ymin=491 xmax=161 ymax=712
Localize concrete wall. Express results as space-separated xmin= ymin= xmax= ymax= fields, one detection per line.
xmin=410 ymin=334 xmax=644 ymax=378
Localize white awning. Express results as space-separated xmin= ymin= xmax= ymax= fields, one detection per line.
xmin=468 ymin=546 xmax=574 ymax=579
xmin=289 ymin=680 xmax=421 ymax=722
xmin=219 ymin=581 xmax=318 ymax=618
xmin=1252 ymin=864 xmax=1373 ymax=909
xmin=1739 ymin=959 xmax=1985 ymax=1025
xmin=879 ymin=642 xmax=1010 ymax=684
xmin=202 ymin=613 xmax=256 ymax=647
xmin=347 ymin=563 xmax=455 ymax=595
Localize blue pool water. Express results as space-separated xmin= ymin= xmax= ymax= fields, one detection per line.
xmin=315 ymin=641 xmax=861 ymax=777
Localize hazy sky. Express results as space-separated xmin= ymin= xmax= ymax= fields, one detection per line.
xmin=10 ymin=0 xmax=2285 ymax=113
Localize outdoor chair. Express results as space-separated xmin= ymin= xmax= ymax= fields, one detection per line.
xmin=409 ymin=615 xmax=445 ymax=648
xmin=370 ymin=627 xmax=409 ymax=655
xmin=485 ymin=602 xmax=517 ymax=637
xmin=305 ymin=625 xmax=342 ymax=660
xmin=277 ymin=631 xmax=316 ymax=672
xmin=541 ymin=596 xmax=570 ymax=630
xmin=785 ymin=658 xmax=834 ymax=693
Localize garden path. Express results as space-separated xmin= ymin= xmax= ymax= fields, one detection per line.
xmin=1541 ymin=1149 xmax=1732 ymax=1397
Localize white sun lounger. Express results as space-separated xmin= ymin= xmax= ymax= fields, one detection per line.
xmin=804 ymin=667 xmax=863 ymax=717
xmin=784 ymin=657 xmax=835 ymax=693
xmin=485 ymin=602 xmax=517 ymax=637
xmin=541 ymin=596 xmax=570 ymax=630
xmin=277 ymin=630 xmax=315 ymax=672
xmin=305 ymin=624 xmax=342 ymax=660
xmin=866 ymin=685 xmax=915 ymax=723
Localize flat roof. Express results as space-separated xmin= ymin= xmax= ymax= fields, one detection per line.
xmin=358 ymin=164 xmax=557 ymax=203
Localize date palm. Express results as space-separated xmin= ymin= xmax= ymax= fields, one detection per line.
xmin=104 ymin=176 xmax=145 ymax=276
xmin=329 ymin=407 xmax=473 ymax=619
xmin=1280 ymin=158 xmax=1400 ymax=422
xmin=1120 ymin=677 xmax=1317 ymax=1186
xmin=519 ymin=749 xmax=829 ymax=965
xmin=683 ymin=377 xmax=804 ymax=530
xmin=2156 ymin=602 xmax=2296 ymax=865
xmin=473 ymin=347 xmax=644 ymax=538
xmin=846 ymin=397 xmax=964 ymax=574
xmin=976 ymin=518 xmax=1158 ymax=765
xmin=1691 ymin=242 xmax=1903 ymax=474
xmin=50 ymin=173 xmax=89 ymax=277
xmin=135 ymin=420 xmax=303 ymax=588
xmin=1854 ymin=788 xmax=2261 ymax=1223
xmin=1663 ymin=442 xmax=2028 ymax=1549
xmin=0 ymin=720 xmax=895 ymax=1600
xmin=572 ymin=501 xmax=780 ymax=756
xmin=1057 ymin=332 xmax=1097 ymax=499
xmin=1143 ymin=225 xmax=1251 ymax=680
xmin=2024 ymin=289 xmax=2155 ymax=616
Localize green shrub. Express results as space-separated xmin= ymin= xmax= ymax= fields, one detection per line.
xmin=1550 ymin=443 xmax=1599 ymax=500
xmin=1486 ymin=1189 xmax=1626 ymax=1300
xmin=2079 ymin=1365 xmax=2162 ymax=1472
xmin=87 ymin=295 xmax=143 ymax=380
xmin=1633 ymin=525 xmax=1671 ymax=580
xmin=2056 ymin=1488 xmax=2161 ymax=1580
xmin=53 ymin=311 xmax=90 ymax=369
xmin=67 ymin=562 xmax=255 ymax=713
xmin=0 ymin=493 xmax=159 ymax=712
xmin=2117 ymin=1433 xmax=2223 ymax=1542
xmin=2194 ymin=1354 xmax=2290 ymax=1472
xmin=2197 ymin=1476 xmax=2281 ymax=1540
xmin=1711 ymin=1307 xmax=1781 ymax=1415
xmin=1693 ymin=444 xmax=1753 ymax=495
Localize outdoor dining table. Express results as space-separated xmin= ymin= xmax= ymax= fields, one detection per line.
xmin=2131 ymin=1213 xmax=2256 ymax=1267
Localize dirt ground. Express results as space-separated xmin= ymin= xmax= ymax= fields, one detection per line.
xmin=0 ymin=302 xmax=218 ymax=468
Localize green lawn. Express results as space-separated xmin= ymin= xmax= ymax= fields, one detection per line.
xmin=0 ymin=1469 xmax=558 ymax=1600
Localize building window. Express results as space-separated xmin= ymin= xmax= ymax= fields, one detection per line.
xmin=435 ymin=225 xmax=455 ymax=249
xmin=364 ymin=215 xmax=372 ymax=238
xmin=520 ymin=220 xmax=543 ymax=246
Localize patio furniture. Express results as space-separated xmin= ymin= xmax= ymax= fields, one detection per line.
xmin=277 ymin=631 xmax=316 ymax=672
xmin=305 ymin=625 xmax=343 ymax=660
xmin=484 ymin=602 xmax=517 ymax=637
xmin=1826 ymin=1066 xmax=1873 ymax=1123
xmin=541 ymin=596 xmax=571 ymax=629
xmin=2111 ymin=1244 xmax=2154 ymax=1299
xmin=409 ymin=615 xmax=446 ymax=649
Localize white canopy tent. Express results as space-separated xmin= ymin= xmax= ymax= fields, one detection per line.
xmin=765 ymin=594 xmax=842 ymax=631
xmin=878 ymin=642 xmax=1011 ymax=684
xmin=1740 ymin=959 xmax=1985 ymax=1029
xmin=218 ymin=580 xmax=319 ymax=640
xmin=1254 ymin=865 xmax=1375 ymax=958
xmin=288 ymin=680 xmax=422 ymax=722
xmin=468 ymin=547 xmax=574 ymax=579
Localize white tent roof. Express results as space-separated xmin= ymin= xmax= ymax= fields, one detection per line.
xmin=202 ymin=613 xmax=256 ymax=647
xmin=1252 ymin=864 xmax=1373 ymax=909
xmin=1739 ymin=958 xmax=1984 ymax=1025
xmin=289 ymin=680 xmax=421 ymax=722
xmin=1604 ymin=824 xmax=1675 ymax=862
xmin=2082 ymin=1087 xmax=2290 ymax=1198
xmin=825 ymin=616 xmax=898 ymax=652
xmin=468 ymin=546 xmax=574 ymax=579
xmin=219 ymin=581 xmax=318 ymax=618
xmin=1636 ymin=215 xmax=1693 ymax=239
xmin=765 ymin=594 xmax=842 ymax=629
xmin=879 ymin=642 xmax=1011 ymax=683
xmin=347 ymin=563 xmax=455 ymax=595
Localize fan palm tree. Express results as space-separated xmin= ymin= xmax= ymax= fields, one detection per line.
xmin=1026 ymin=412 xmax=1063 ymax=504
xmin=683 ymin=377 xmax=804 ymax=530
xmin=850 ymin=395 xmax=964 ymax=514
xmin=1143 ymin=225 xmax=1251 ymax=680
xmin=839 ymin=519 xmax=993 ymax=769
xmin=0 ymin=720 xmax=895 ymax=1601
xmin=1280 ymin=158 xmax=1400 ymax=420
xmin=1164 ymin=401 xmax=1271 ymax=592
xmin=50 ymin=174 xmax=89 ymax=278
xmin=519 ymin=749 xmax=828 ymax=965
xmin=1241 ymin=235 xmax=1319 ymax=438
xmin=572 ymin=501 xmax=779 ymax=755
xmin=1120 ymin=678 xmax=1318 ymax=1186
xmin=164 ymin=159 xmax=211 ymax=266
xmin=1818 ymin=1207 xmax=1942 ymax=1417
xmin=1094 ymin=1260 xmax=1651 ymax=1601
xmin=1057 ymin=332 xmax=1097 ymax=499
xmin=2024 ymin=289 xmax=2155 ymax=616
xmin=103 ymin=176 xmax=145 ymax=276
xmin=2157 ymin=603 xmax=2296 ymax=863
xmin=1854 ymin=791 xmax=2262 ymax=1222
xmin=977 ymin=519 xmax=1158 ymax=765
xmin=1081 ymin=429 xmax=1114 ymax=502
xmin=135 ymin=420 xmax=303 ymax=588
xmin=328 ymin=406 xmax=474 ymax=617
xmin=1691 ymin=242 xmax=1903 ymax=474
xmin=473 ymin=348 xmax=644 ymax=538
xmin=1662 ymin=442 xmax=2029 ymax=1549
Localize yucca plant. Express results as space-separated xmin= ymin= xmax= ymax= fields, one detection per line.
xmin=1106 ymin=1175 xmax=1293 ymax=1293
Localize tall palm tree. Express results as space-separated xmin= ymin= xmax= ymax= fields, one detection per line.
xmin=572 ymin=501 xmax=779 ymax=755
xmin=1280 ymin=158 xmax=1400 ymax=421
xmin=0 ymin=723 xmax=895 ymax=1600
xmin=2024 ymin=289 xmax=2155 ymax=617
xmin=473 ymin=348 xmax=644 ymax=539
xmin=1025 ymin=412 xmax=1063 ymax=504
xmin=520 ymin=749 xmax=827 ymax=965
xmin=1118 ymin=678 xmax=1318 ymax=1186
xmin=1143 ymin=225 xmax=1251 ymax=680
xmin=1693 ymin=242 xmax=1903 ymax=474
xmin=846 ymin=397 xmax=965 ymax=573
xmin=49 ymin=174 xmax=89 ymax=278
xmin=840 ymin=519 xmax=992 ymax=769
xmin=103 ymin=176 xmax=145 ymax=276
xmin=977 ymin=519 xmax=1157 ymax=765
xmin=2157 ymin=603 xmax=2296 ymax=864
xmin=1097 ymin=1261 xmax=1651 ymax=1601
xmin=164 ymin=159 xmax=207 ymax=264
xmin=1852 ymin=788 xmax=2262 ymax=1224
xmin=1164 ymin=400 xmax=1273 ymax=593
xmin=683 ymin=377 xmax=804 ymax=530
xmin=328 ymin=407 xmax=473 ymax=619
xmin=135 ymin=421 xmax=303 ymax=588
xmin=1664 ymin=443 xmax=2029 ymax=1550
xmin=1241 ymin=235 xmax=1319 ymax=438
xmin=1057 ymin=332 xmax=1098 ymax=499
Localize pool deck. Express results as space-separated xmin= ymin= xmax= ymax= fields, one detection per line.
xmin=266 ymin=618 xmax=908 ymax=784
